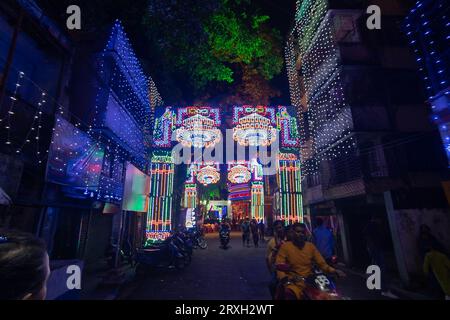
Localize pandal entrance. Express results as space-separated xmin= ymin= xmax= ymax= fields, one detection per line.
xmin=146 ymin=106 xmax=303 ymax=242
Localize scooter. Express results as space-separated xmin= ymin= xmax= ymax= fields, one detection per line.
xmin=274 ymin=264 xmax=348 ymax=300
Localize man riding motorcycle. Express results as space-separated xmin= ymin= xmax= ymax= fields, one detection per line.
xmin=275 ymin=223 xmax=346 ymax=300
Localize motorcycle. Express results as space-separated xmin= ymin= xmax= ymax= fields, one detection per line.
xmin=219 ymin=229 xmax=230 ymax=249
xmin=187 ymin=227 xmax=207 ymax=249
xmin=134 ymin=235 xmax=188 ymax=276
xmin=172 ymin=231 xmax=193 ymax=265
xmin=274 ymin=263 xmax=348 ymax=300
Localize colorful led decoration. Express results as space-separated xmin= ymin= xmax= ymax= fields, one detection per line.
xmin=153 ymin=107 xmax=174 ymax=148
xmin=147 ymin=159 xmax=174 ymax=240
xmin=278 ymin=153 xmax=298 ymax=161
xmin=251 ymin=158 xmax=264 ymax=181
xmin=176 ymin=106 xmax=221 ymax=126
xmin=278 ymin=106 xmax=301 ymax=148
xmin=233 ymin=113 xmax=277 ymax=147
xmin=196 ymin=165 xmax=220 ymax=185
xmin=151 ymin=150 xmax=174 ymax=163
xmin=176 ymin=114 xmax=221 ymax=149
xmin=228 ymin=183 xmax=251 ymax=201
xmin=276 ymin=154 xmax=303 ymax=223
xmin=251 ymin=181 xmax=264 ymax=221
xmin=184 ymin=183 xmax=197 ymax=208
xmin=228 ymin=164 xmax=251 ymax=184
xmin=232 ymin=106 xmax=277 ymax=125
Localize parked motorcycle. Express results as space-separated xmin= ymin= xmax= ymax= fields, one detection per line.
xmin=134 ymin=236 xmax=188 ymax=276
xmin=172 ymin=231 xmax=193 ymax=265
xmin=274 ymin=264 xmax=348 ymax=300
xmin=187 ymin=227 xmax=207 ymax=249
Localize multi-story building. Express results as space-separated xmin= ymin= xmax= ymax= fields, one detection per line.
xmin=286 ymin=0 xmax=450 ymax=286
xmin=0 ymin=1 xmax=164 ymax=280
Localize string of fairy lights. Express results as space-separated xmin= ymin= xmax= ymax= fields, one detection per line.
xmin=0 ymin=70 xmax=56 ymax=165
xmin=286 ymin=0 xmax=357 ymax=176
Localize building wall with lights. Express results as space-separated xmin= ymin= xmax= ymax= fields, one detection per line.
xmin=286 ymin=0 xmax=449 ymax=274
xmin=0 ymin=0 xmax=76 ymax=261
xmin=0 ymin=3 xmax=165 ymax=270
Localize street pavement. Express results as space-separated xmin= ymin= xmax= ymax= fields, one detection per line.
xmin=118 ymin=232 xmax=394 ymax=300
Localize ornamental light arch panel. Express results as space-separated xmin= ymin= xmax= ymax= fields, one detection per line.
xmin=149 ymin=105 xmax=303 ymax=236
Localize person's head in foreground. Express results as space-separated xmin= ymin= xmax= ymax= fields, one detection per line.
xmin=0 ymin=229 xmax=50 ymax=300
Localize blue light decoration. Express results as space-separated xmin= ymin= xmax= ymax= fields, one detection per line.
xmin=85 ymin=20 xmax=155 ymax=202
xmin=404 ymin=0 xmax=450 ymax=164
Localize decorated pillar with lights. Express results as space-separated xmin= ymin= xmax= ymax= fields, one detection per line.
xmin=146 ymin=153 xmax=174 ymax=241
xmin=276 ymin=153 xmax=303 ymax=224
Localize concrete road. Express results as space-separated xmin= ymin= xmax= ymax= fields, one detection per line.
xmin=118 ymin=232 xmax=392 ymax=300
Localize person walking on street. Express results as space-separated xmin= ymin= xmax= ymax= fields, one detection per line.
xmin=312 ymin=217 xmax=335 ymax=264
xmin=241 ymin=218 xmax=251 ymax=247
xmin=258 ymin=220 xmax=265 ymax=242
xmin=250 ymin=219 xmax=259 ymax=248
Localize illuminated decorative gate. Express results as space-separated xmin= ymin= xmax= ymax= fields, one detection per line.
xmin=149 ymin=105 xmax=302 ymax=238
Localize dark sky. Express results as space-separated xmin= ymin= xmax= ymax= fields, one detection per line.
xmin=254 ymin=0 xmax=298 ymax=105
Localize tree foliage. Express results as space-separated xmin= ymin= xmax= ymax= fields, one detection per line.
xmin=143 ymin=0 xmax=284 ymax=103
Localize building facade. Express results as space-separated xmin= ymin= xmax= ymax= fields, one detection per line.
xmin=286 ymin=0 xmax=450 ymax=286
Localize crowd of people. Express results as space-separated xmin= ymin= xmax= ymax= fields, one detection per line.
xmin=240 ymin=218 xmax=265 ymax=248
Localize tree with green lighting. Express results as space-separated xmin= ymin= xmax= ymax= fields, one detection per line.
xmin=143 ymin=0 xmax=284 ymax=103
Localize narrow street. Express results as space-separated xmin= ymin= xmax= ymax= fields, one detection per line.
xmin=118 ymin=232 xmax=390 ymax=300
